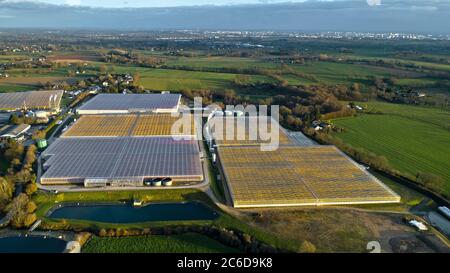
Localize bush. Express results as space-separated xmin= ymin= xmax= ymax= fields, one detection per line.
xmin=299 ymin=240 xmax=316 ymax=253
xmin=416 ymin=172 xmax=445 ymax=194
xmin=25 ymin=183 xmax=38 ymax=196
xmin=8 ymin=193 xmax=37 ymax=228
xmin=26 ymin=201 xmax=37 ymax=213
xmin=24 ymin=213 xmax=37 ymax=227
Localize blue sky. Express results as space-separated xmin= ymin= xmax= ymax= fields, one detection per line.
xmin=0 ymin=0 xmax=448 ymax=33
xmin=26 ymin=0 xmax=313 ymax=8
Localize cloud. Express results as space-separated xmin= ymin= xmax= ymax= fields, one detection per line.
xmin=367 ymin=0 xmax=381 ymax=7
xmin=0 ymin=0 xmax=449 ymax=33
xmin=65 ymin=0 xmax=81 ymax=6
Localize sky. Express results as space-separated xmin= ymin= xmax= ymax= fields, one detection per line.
xmin=9 ymin=0 xmax=315 ymax=8
xmin=3 ymin=0 xmax=386 ymax=8
xmin=0 ymin=0 xmax=448 ymax=33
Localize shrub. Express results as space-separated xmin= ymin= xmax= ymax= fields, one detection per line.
xmin=299 ymin=240 xmax=317 ymax=253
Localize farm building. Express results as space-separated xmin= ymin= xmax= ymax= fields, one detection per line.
xmin=76 ymin=93 xmax=181 ymax=115
xmin=0 ymin=90 xmax=63 ymax=112
xmin=62 ymin=113 xmax=197 ymax=138
xmin=0 ymin=123 xmax=31 ymax=139
xmin=216 ymin=145 xmax=400 ymax=208
xmin=40 ymin=137 xmax=204 ymax=186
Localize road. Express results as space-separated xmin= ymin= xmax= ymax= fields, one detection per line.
xmin=47 ymin=113 xmax=72 ymax=144
xmin=427 ymin=212 xmax=450 ymax=238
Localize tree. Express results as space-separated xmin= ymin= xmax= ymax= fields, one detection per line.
xmin=299 ymin=240 xmax=316 ymax=253
xmin=23 ymin=144 xmax=37 ymax=168
xmin=0 ymin=177 xmax=14 ymax=210
xmin=25 ymin=182 xmax=38 ymax=196
xmin=77 ymin=80 xmax=87 ymax=89
xmin=4 ymin=140 xmax=25 ymax=162
xmin=32 ymin=130 xmax=46 ymax=140
xmin=10 ymin=114 xmax=21 ymax=125
xmin=223 ymin=89 xmax=237 ymax=105
xmin=133 ymin=73 xmax=141 ymax=87
xmin=24 ymin=214 xmax=37 ymax=227
xmin=25 ymin=201 xmax=37 ymax=213
xmin=416 ymin=172 xmax=445 ymax=193
xmin=8 ymin=193 xmax=37 ymax=228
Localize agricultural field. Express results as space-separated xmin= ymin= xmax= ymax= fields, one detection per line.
xmin=0 ymin=83 xmax=33 ymax=92
xmin=110 ymin=65 xmax=274 ymax=92
xmin=332 ymin=102 xmax=450 ymax=195
xmin=82 ymin=233 xmax=238 ymax=253
xmin=1 ymin=43 xmax=449 ymax=96
xmin=164 ymin=56 xmax=279 ymax=70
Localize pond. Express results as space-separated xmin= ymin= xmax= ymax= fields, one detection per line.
xmin=48 ymin=202 xmax=219 ymax=223
xmin=0 ymin=236 xmax=67 ymax=253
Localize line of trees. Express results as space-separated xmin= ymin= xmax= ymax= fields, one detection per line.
xmin=0 ymin=141 xmax=38 ymax=227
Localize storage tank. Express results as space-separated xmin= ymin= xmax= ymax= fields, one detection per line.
xmin=152 ymin=178 xmax=162 ymax=187
xmin=234 ymin=110 xmax=244 ymax=117
xmin=36 ymin=139 xmax=48 ymax=149
xmin=35 ymin=111 xmax=49 ymax=119
xmin=224 ymin=110 xmax=233 ymax=116
xmin=162 ymin=178 xmax=173 ymax=186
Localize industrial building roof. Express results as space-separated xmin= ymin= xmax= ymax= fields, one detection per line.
xmin=217 ymin=145 xmax=400 ymax=208
xmin=0 ymin=90 xmax=63 ymax=110
xmin=41 ymin=137 xmax=203 ymax=182
xmin=208 ymin=116 xmax=293 ymax=146
xmin=76 ymin=94 xmax=181 ymax=114
xmin=0 ymin=123 xmax=31 ymax=138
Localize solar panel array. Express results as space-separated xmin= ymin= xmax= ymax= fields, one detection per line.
xmin=217 ymin=145 xmax=400 ymax=208
xmin=62 ymin=114 xmax=196 ymax=137
xmin=0 ymin=90 xmax=63 ymax=110
xmin=77 ymin=94 xmax=181 ymax=114
xmin=41 ymin=137 xmax=203 ymax=184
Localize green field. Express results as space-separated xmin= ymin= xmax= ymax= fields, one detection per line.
xmin=1 ymin=48 xmax=448 ymax=94
xmin=332 ymin=102 xmax=450 ymax=195
xmin=82 ymin=233 xmax=238 ymax=253
xmin=0 ymin=83 xmax=35 ymax=92
xmin=164 ymin=56 xmax=279 ymax=70
xmin=89 ymin=62 xmax=275 ymax=92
